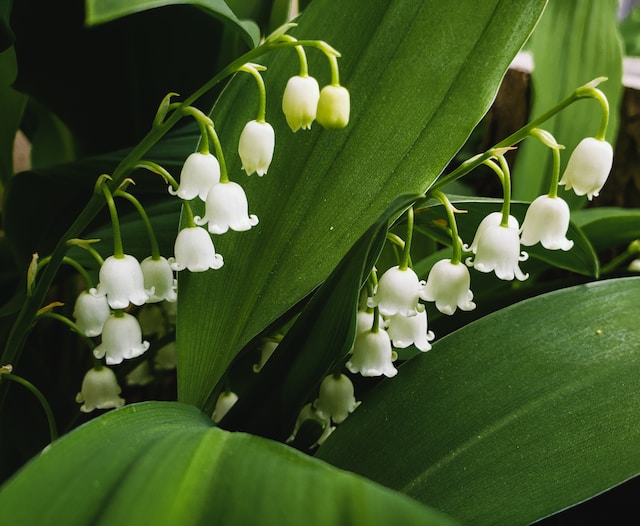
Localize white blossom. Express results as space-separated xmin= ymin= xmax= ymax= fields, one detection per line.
xmin=346 ymin=329 xmax=397 ymax=378
xmin=466 ymin=220 xmax=529 ymax=281
xmin=72 ymin=290 xmax=111 ymax=337
xmin=75 ymin=367 xmax=124 ymax=413
xmin=282 ymin=75 xmax=320 ymax=132
xmin=169 ymin=152 xmax=220 ymax=201
xmin=195 ymin=181 xmax=259 ymax=234
xmin=93 ymin=312 xmax=150 ymax=365
xmin=212 ymin=391 xmax=239 ymax=423
xmin=286 ymin=403 xmax=334 ymax=447
xmin=520 ymin=195 xmax=574 ymax=251
xmin=387 ymin=309 xmax=435 ymax=352
xmin=421 ymin=259 xmax=476 ymax=315
xmin=169 ymin=226 xmax=224 ymax=272
xmin=368 ymin=265 xmax=425 ymax=317
xmin=91 ymin=254 xmax=150 ymax=310
xmin=559 ymin=137 xmax=613 ymax=200
xmin=141 ymin=256 xmax=177 ymax=303
xmin=314 ymin=374 xmax=361 ymax=424
xmin=238 ymin=120 xmax=275 ymax=176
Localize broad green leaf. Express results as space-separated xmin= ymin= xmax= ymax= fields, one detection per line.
xmin=178 ymin=0 xmax=548 ymax=408
xmin=317 ymin=277 xmax=640 ymax=526
xmin=85 ymin=0 xmax=259 ymax=48
xmin=0 ymin=401 xmax=457 ymax=526
xmin=415 ymin=197 xmax=599 ymax=277
xmin=571 ymin=206 xmax=640 ymax=252
xmin=512 ymin=0 xmax=623 ymax=206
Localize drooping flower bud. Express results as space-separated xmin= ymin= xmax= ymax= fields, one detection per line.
xmin=73 ymin=290 xmax=111 ymax=337
xmin=314 ymin=374 xmax=361 ymax=424
xmin=170 ymin=152 xmax=220 ymax=201
xmin=346 ymin=329 xmax=397 ymax=378
xmin=141 ymin=256 xmax=177 ymax=303
xmin=282 ymin=75 xmax=320 ymax=132
xmin=93 ymin=311 xmax=150 ymax=365
xmin=212 ymin=391 xmax=239 ymax=423
xmin=387 ymin=309 xmax=435 ymax=352
xmin=520 ymin=195 xmax=573 ymax=251
xmin=466 ymin=219 xmax=529 ymax=281
xmin=421 ymin=259 xmax=476 ymax=315
xmin=559 ymin=137 xmax=613 ymax=200
xmin=195 ymin=181 xmax=259 ymax=234
xmin=368 ymin=265 xmax=425 ymax=317
xmin=169 ymin=226 xmax=224 ymax=272
xmin=75 ymin=367 xmax=125 ymax=413
xmin=238 ymin=120 xmax=275 ymax=176
xmin=316 ymin=85 xmax=350 ymax=129
xmin=91 ymin=254 xmax=150 ymax=310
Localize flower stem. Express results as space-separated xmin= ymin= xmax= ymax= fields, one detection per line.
xmin=497 ymin=155 xmax=512 ymax=227
xmin=99 ymin=181 xmax=124 ymax=258
xmin=432 ymin=191 xmax=462 ymax=264
xmin=239 ymin=63 xmax=267 ymax=123
xmin=0 ymin=32 xmax=337 ymax=407
xmin=207 ymin=124 xmax=229 ymax=184
xmin=399 ymin=206 xmax=414 ymax=271
xmin=38 ymin=311 xmax=96 ymax=352
xmin=37 ymin=255 xmax=95 ymax=289
xmin=115 ymin=190 xmax=161 ymax=259
xmin=1 ymin=371 xmax=58 ymax=442
xmin=433 ymin=78 xmax=609 ymax=191
xmin=548 ymin=147 xmax=561 ymax=199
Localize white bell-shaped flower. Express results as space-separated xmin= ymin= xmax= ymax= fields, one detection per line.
xmin=75 ymin=366 xmax=125 ymax=413
xmin=169 ymin=226 xmax=224 ymax=272
xmin=72 ymin=290 xmax=111 ymax=337
xmin=629 ymin=258 xmax=640 ymax=272
xmin=141 ymin=256 xmax=177 ymax=303
xmin=368 ymin=265 xmax=425 ymax=317
xmin=286 ymin=402 xmax=335 ymax=447
xmin=559 ymin=137 xmax=613 ymax=200
xmin=466 ymin=221 xmax=529 ymax=281
xmin=253 ymin=338 xmax=280 ymax=373
xmin=195 ymin=181 xmax=259 ymax=234
xmin=91 ymin=254 xmax=150 ymax=310
xmin=137 ymin=303 xmax=167 ymax=337
xmin=316 ymin=85 xmax=350 ymax=129
xmin=212 ymin=391 xmax=239 ymax=423
xmin=93 ymin=311 xmax=150 ymax=365
xmin=463 ymin=212 xmax=519 ymax=254
xmin=169 ymin=152 xmax=220 ymax=201
xmin=387 ymin=309 xmax=435 ymax=352
xmin=238 ymin=120 xmax=275 ymax=176
xmin=314 ymin=374 xmax=361 ymax=424
xmin=421 ymin=259 xmax=476 ymax=315
xmin=282 ymin=75 xmax=320 ymax=132
xmin=520 ymin=195 xmax=574 ymax=251
xmin=346 ymin=329 xmax=398 ymax=378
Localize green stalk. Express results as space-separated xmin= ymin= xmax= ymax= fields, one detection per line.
xmin=1 ymin=372 xmax=58 ymax=442
xmin=399 ymin=207 xmax=414 ymax=271
xmin=432 ymin=79 xmax=608 ymax=191
xmin=116 ymin=190 xmax=161 ymax=260
xmin=100 ymin=182 xmax=124 ymax=258
xmin=432 ymin=191 xmax=462 ymax=264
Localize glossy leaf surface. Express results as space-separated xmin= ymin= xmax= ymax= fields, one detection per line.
xmin=0 ymin=401 xmax=458 ymax=526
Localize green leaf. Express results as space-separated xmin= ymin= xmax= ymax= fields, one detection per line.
xmin=317 ymin=277 xmax=640 ymax=526
xmin=571 ymin=207 xmax=640 ymax=252
xmin=0 ymin=401 xmax=458 ymax=526
xmin=416 ymin=196 xmax=599 ymax=277
xmin=512 ymin=0 xmax=624 ymax=206
xmin=84 ymin=0 xmax=259 ymax=48
xmin=177 ymin=0 xmax=548 ymax=408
